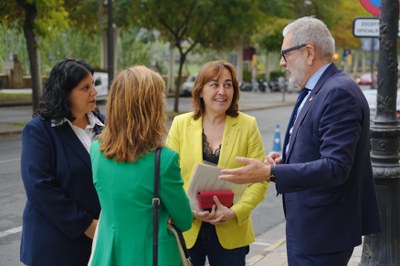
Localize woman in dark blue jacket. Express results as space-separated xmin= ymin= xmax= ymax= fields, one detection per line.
xmin=20 ymin=58 xmax=104 ymax=266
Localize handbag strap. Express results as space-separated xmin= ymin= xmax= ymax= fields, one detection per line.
xmin=170 ymin=224 xmax=191 ymax=259
xmin=153 ymin=147 xmax=161 ymax=266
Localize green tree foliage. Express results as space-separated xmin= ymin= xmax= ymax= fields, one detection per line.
xmin=118 ymin=26 xmax=153 ymax=69
xmin=117 ymin=0 xmax=262 ymax=112
xmin=252 ymin=17 xmax=291 ymax=52
xmin=0 ymin=26 xmax=30 ymax=74
xmin=330 ymin=0 xmax=371 ymax=49
xmin=299 ymin=0 xmax=341 ymax=28
xmin=254 ymin=0 xmax=368 ymax=53
xmin=63 ymin=0 xmax=103 ymax=34
xmin=0 ymin=0 xmax=69 ymax=111
xmin=40 ymin=27 xmax=101 ymax=72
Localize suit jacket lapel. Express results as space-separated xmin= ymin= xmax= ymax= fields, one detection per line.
xmin=218 ymin=116 xmax=239 ymax=167
xmin=56 ymin=123 xmax=92 ymax=169
xmin=286 ymin=63 xmax=339 ymax=161
xmin=286 ymin=91 xmax=314 ymax=160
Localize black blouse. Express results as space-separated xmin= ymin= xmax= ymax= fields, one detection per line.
xmin=202 ymin=130 xmax=221 ymax=165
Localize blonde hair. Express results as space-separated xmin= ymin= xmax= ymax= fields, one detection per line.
xmin=99 ymin=66 xmax=166 ymax=162
xmin=192 ymin=60 xmax=240 ymax=120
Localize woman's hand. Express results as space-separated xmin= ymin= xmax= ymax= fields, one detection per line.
xmin=193 ymin=196 xmax=236 ymax=225
xmin=84 ymin=219 xmax=98 ymax=239
xmin=193 ymin=206 xmax=218 ymax=223
xmin=207 ymin=196 xmax=236 ymax=225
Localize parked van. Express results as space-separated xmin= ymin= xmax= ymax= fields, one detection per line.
xmin=181 ymin=74 xmax=196 ymax=97
xmin=93 ymin=72 xmax=109 ymax=100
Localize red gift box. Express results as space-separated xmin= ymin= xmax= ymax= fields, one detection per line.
xmin=196 ymin=190 xmax=234 ymax=210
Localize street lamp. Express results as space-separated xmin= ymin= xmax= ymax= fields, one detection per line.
xmin=361 ymin=0 xmax=400 ymax=264
xmin=301 ymin=0 xmax=312 ymax=17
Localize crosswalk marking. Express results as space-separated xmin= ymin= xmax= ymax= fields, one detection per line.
xmin=0 ymin=226 xmax=22 ymax=238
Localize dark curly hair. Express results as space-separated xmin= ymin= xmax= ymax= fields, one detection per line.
xmin=34 ymin=58 xmax=98 ymax=123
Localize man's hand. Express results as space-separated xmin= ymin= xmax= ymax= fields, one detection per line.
xmin=219 ymin=157 xmax=270 ymax=184
xmin=265 ymin=152 xmax=282 ymax=165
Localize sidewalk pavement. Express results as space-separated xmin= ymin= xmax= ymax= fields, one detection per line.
xmin=246 ymin=220 xmax=363 ymax=266
xmin=0 ymin=90 xmax=298 ymax=136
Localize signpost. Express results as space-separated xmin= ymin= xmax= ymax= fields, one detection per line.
xmin=359 ymin=0 xmax=381 ymax=16
xmin=353 ymin=17 xmax=400 ymax=37
xmin=353 ymin=17 xmax=400 ymax=90
xmin=353 ymin=17 xmax=379 ymax=37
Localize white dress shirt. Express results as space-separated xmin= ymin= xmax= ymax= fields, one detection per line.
xmin=52 ymin=112 xmax=104 ymax=153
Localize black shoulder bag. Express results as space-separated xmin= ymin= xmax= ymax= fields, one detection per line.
xmin=153 ymin=148 xmax=161 ymax=266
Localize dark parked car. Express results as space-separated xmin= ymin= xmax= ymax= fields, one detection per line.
xmin=239 ymin=81 xmax=253 ymax=91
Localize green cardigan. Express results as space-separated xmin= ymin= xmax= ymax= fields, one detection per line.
xmin=89 ymin=142 xmax=193 ymax=266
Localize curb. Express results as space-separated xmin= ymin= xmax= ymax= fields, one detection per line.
xmin=0 ymin=100 xmax=296 ymax=137
xmin=0 ymin=102 xmax=32 ymax=107
xmin=247 ymin=238 xmax=286 ymax=265
xmin=0 ymin=121 xmax=25 ymax=136
xmin=0 ymin=130 xmax=23 ymax=136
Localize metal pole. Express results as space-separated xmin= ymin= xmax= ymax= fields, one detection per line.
xmin=107 ymin=0 xmax=114 ymax=88
xmin=370 ymin=38 xmax=375 ymax=90
xmin=361 ymin=0 xmax=400 ymax=264
xmin=301 ymin=0 xmax=306 ymax=17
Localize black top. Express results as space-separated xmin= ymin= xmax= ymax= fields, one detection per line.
xmin=202 ymin=130 xmax=221 ymax=165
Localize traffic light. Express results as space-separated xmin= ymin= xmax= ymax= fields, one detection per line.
xmin=251 ymin=54 xmax=257 ymax=67
xmin=332 ymin=52 xmax=339 ymax=61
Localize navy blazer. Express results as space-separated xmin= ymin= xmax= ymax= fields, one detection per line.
xmin=276 ymin=64 xmax=381 ymax=254
xmin=20 ymin=114 xmax=103 ymax=266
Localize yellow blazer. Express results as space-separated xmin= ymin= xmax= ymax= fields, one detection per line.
xmin=166 ymin=111 xmax=268 ymax=249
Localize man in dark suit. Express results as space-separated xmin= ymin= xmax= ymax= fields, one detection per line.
xmin=219 ymin=17 xmax=381 ymax=265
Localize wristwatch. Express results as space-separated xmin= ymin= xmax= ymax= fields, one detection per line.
xmin=270 ymin=164 xmax=276 ymax=182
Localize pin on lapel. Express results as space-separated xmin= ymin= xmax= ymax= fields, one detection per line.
xmin=309 ymin=97 xmax=313 ymax=101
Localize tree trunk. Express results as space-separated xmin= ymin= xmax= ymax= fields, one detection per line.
xmin=174 ymin=53 xmax=185 ymax=113
xmin=167 ymin=44 xmax=175 ymax=93
xmin=107 ymin=0 xmax=114 ymax=86
xmin=18 ymin=0 xmax=42 ymax=113
xmin=236 ymin=43 xmax=243 ymax=82
xmin=101 ymin=30 xmax=107 ymax=70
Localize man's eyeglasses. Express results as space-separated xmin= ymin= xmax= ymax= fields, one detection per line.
xmin=281 ymin=44 xmax=307 ymax=63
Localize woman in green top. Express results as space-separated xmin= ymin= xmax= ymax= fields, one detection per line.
xmin=89 ymin=66 xmax=193 ymax=266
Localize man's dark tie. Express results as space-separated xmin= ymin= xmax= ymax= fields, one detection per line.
xmin=282 ymin=88 xmax=310 ymax=161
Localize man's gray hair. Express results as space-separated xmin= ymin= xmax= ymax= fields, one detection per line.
xmin=283 ymin=17 xmax=335 ymax=60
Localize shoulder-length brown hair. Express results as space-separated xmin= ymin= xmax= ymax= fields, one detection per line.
xmin=99 ymin=66 xmax=166 ymax=162
xmin=192 ymin=60 xmax=240 ymax=120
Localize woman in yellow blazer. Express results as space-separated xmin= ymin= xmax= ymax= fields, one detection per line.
xmin=166 ymin=60 xmax=268 ymax=266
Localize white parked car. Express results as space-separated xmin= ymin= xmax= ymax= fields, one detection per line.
xmin=362 ymin=89 xmax=400 ymax=119
xmin=181 ymin=74 xmax=196 ymax=97
xmin=93 ymin=72 xmax=109 ymax=100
